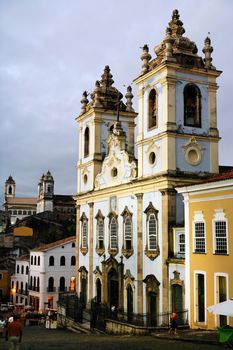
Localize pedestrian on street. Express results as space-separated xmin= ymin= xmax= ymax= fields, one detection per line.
xmin=168 ymin=311 xmax=178 ymax=335
xmin=5 ymin=314 xmax=23 ymax=350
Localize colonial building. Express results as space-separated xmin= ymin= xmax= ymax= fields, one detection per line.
xmin=177 ymin=169 xmax=233 ymax=330
xmin=3 ymin=171 xmax=75 ymax=225
xmin=74 ymin=9 xmax=221 ymax=326
xmin=11 ymin=236 xmax=76 ymax=311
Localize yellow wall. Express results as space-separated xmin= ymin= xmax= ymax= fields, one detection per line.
xmin=189 ymin=187 xmax=233 ymax=329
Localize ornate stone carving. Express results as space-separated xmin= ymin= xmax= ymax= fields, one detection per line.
xmin=182 ymin=136 xmax=205 ymax=166
xmin=140 ymin=44 xmax=151 ymax=74
xmin=95 ymin=122 xmax=137 ymax=190
xmin=202 ymin=36 xmax=215 ymax=70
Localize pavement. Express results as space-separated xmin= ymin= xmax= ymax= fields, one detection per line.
xmin=151 ymin=328 xmax=219 ymax=346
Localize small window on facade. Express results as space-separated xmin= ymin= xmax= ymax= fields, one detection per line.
xmin=34 ymin=256 xmax=37 ymax=265
xmin=110 ymin=217 xmax=117 ymax=249
xmin=59 ymin=276 xmax=65 ymax=292
xmin=82 ymin=221 xmax=88 ymax=248
xmin=124 ymin=216 xmax=132 ymax=250
xmin=16 ymin=281 xmax=19 ymax=290
xmin=194 ymin=222 xmax=205 ymax=253
xmin=148 ymin=213 xmax=157 ymax=250
xmin=184 ymin=84 xmax=201 ymax=127
xmin=13 ymin=210 xmax=17 ymax=215
xmin=26 ymin=266 xmax=29 ymax=275
xmin=48 ymin=277 xmax=54 ymax=292
xmin=21 ymin=281 xmax=23 ymax=292
xmin=214 ymin=221 xmax=227 ymax=254
xmin=0 ymin=273 xmax=2 ymax=280
xmin=38 ymin=256 xmax=40 ymax=266
xmin=178 ymin=233 xmax=185 ymax=254
xmin=148 ymin=89 xmax=157 ymax=129
xmin=84 ymin=127 xmax=90 ymax=158
xmin=97 ymin=217 xmax=104 ymax=249
xmin=71 ymin=256 xmax=76 ymax=266
xmin=72 ymin=242 xmax=75 ymax=248
xmin=28 ymin=211 xmax=31 ymax=215
xmin=49 ymin=256 xmax=54 ymax=266
xmin=21 ymin=265 xmax=24 ymax=274
xmin=60 ymin=256 xmax=66 ymax=266
xmin=31 ymin=256 xmax=33 ymax=265
xmin=18 ymin=210 xmax=22 ymax=215
xmin=23 ymin=210 xmax=27 ymax=215
xmin=17 ymin=265 xmax=19 ymax=273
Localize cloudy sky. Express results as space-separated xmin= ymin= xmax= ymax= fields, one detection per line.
xmin=0 ymin=0 xmax=232 ymax=205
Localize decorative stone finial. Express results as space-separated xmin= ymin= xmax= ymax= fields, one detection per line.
xmin=93 ymin=80 xmax=102 ymax=107
xmin=202 ymin=36 xmax=215 ymax=69
xmin=162 ymin=27 xmax=176 ymax=62
xmin=100 ymin=65 xmax=114 ymax=88
xmin=80 ymin=91 xmax=89 ymax=114
xmin=125 ymin=86 xmax=134 ymax=112
xmin=140 ymin=44 xmax=151 ymax=74
xmin=169 ymin=9 xmax=185 ymax=37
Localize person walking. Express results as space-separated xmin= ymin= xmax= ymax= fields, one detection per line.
xmin=168 ymin=311 xmax=178 ymax=335
xmin=5 ymin=314 xmax=23 ymax=350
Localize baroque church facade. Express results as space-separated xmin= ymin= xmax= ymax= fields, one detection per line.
xmin=74 ymin=10 xmax=221 ymax=325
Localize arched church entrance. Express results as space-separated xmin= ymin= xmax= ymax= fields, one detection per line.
xmin=144 ymin=274 xmax=160 ymax=327
xmin=108 ymin=268 xmax=119 ymax=308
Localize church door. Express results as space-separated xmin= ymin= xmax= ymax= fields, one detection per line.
xmin=81 ymin=278 xmax=87 ymax=308
xmin=148 ymin=292 xmax=157 ymax=326
xmin=172 ymin=284 xmax=183 ymax=324
xmin=96 ymin=279 xmax=101 ymax=304
xmin=108 ymin=268 xmax=119 ymax=308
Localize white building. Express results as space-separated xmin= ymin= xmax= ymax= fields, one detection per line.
xmin=11 ymin=236 xmax=76 ymax=312
xmin=11 ymin=255 xmax=29 ymax=306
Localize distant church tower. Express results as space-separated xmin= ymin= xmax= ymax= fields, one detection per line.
xmin=5 ymin=175 xmax=16 ymax=200
xmin=37 ymin=171 xmax=54 ymax=213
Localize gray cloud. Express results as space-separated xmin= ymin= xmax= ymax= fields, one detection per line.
xmin=0 ymin=0 xmax=232 ymax=205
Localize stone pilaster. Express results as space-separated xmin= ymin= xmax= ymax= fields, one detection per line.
xmin=89 ymin=202 xmax=94 ymax=302
xmin=160 ymin=188 xmax=176 ymax=315
xmin=136 ymin=193 xmax=143 ymax=317
xmin=75 ymin=205 xmax=80 ymax=294
xmin=101 ymin=255 xmax=107 ymax=304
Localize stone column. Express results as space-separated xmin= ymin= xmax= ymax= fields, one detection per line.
xmin=101 ymin=255 xmax=107 ymax=304
xmin=89 ymin=202 xmax=94 ymax=303
xmin=118 ymin=255 xmax=124 ymax=313
xmin=75 ymin=205 xmax=80 ymax=294
xmin=160 ymin=188 xmax=176 ymax=316
xmin=136 ymin=193 xmax=143 ymax=318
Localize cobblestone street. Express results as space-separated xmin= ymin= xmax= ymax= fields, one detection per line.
xmin=0 ymin=325 xmax=221 ymax=350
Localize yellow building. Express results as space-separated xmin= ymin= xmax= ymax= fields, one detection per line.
xmin=177 ymin=170 xmax=233 ymax=329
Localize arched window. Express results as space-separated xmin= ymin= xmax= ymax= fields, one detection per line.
xmin=30 ymin=276 xmax=32 ymax=289
xmin=110 ymin=217 xmax=117 ymax=249
xmin=31 ymin=256 xmax=33 ymax=265
xmin=8 ymin=186 xmax=12 ymax=195
xmin=148 ymin=89 xmax=157 ymax=129
xmin=144 ymin=202 xmax=159 ymax=260
xmin=26 ymin=266 xmax=29 ymax=275
xmin=82 ymin=221 xmax=88 ymax=248
xmin=33 ymin=276 xmax=36 ymax=290
xmin=97 ymin=217 xmax=104 ymax=249
xmin=124 ymin=216 xmax=132 ymax=250
xmin=25 ymin=282 xmax=28 ymax=292
xmin=16 ymin=281 xmax=19 ymax=291
xmin=17 ymin=265 xmax=19 ymax=273
xmin=34 ymin=256 xmax=37 ymax=265
xmin=71 ymin=256 xmax=76 ymax=266
xmin=21 ymin=265 xmax=24 ymax=274
xmin=48 ymin=277 xmax=54 ymax=292
xmin=184 ymin=84 xmax=201 ymax=127
xmin=20 ymin=281 xmax=23 ymax=292
xmin=148 ymin=213 xmax=157 ymax=250
xmin=38 ymin=256 xmax=40 ymax=266
xmin=60 ymin=256 xmax=66 ymax=266
xmin=49 ymin=256 xmax=54 ymax=266
xmin=59 ymin=277 xmax=65 ymax=292
xmin=84 ymin=127 xmax=90 ymax=158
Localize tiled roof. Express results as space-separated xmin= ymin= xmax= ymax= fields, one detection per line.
xmin=205 ymin=168 xmax=233 ymax=183
xmin=17 ymin=254 xmax=30 ymax=261
xmin=32 ymin=235 xmax=76 ymax=252
xmin=6 ymin=197 xmax=37 ymax=205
